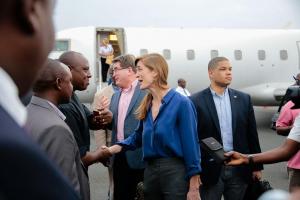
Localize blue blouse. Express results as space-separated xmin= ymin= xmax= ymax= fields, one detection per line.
xmin=118 ymin=89 xmax=201 ymax=179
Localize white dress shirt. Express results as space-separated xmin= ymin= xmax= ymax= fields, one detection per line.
xmin=288 ymin=115 xmax=300 ymax=143
xmin=0 ymin=68 xmax=27 ymax=126
xmin=175 ymin=86 xmax=191 ymax=97
xmin=99 ymin=44 xmax=113 ymax=58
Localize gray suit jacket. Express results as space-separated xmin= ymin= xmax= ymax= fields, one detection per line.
xmin=110 ymin=83 xmax=147 ymax=169
xmin=26 ymin=96 xmax=90 ymax=200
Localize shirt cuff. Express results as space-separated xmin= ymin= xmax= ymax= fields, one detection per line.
xmin=185 ymin=165 xmax=201 ymax=180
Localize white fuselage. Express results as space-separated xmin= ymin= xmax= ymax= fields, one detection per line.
xmin=50 ymin=27 xmax=300 ymax=105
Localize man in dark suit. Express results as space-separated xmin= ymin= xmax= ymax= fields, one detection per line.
xmin=58 ymin=51 xmax=110 ymax=169
xmin=26 ymin=59 xmax=90 ymax=200
xmin=106 ymin=54 xmax=146 ymax=200
xmin=190 ymin=57 xmax=263 ymax=200
xmin=0 ymin=0 xmax=79 ymax=199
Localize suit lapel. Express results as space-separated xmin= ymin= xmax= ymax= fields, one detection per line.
xmin=125 ymin=84 xmax=141 ymax=118
xmin=113 ymin=91 xmax=121 ymax=123
xmin=229 ymin=88 xmax=237 ymax=137
xmin=71 ymin=93 xmax=88 ymax=127
xmin=204 ymin=88 xmax=221 ymax=135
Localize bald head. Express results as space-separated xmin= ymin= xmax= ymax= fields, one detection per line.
xmin=58 ymin=51 xmax=91 ymax=91
xmin=58 ymin=51 xmax=87 ymax=70
xmin=33 ymin=59 xmax=71 ymax=93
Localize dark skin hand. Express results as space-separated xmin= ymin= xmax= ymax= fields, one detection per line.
xmin=224 ymin=139 xmax=300 ymax=165
xmin=89 ymin=96 xmax=111 ymax=129
xmin=89 ymin=108 xmax=112 ymax=129
xmin=81 ymin=97 xmax=113 ymax=167
xmin=97 ymin=96 xmax=112 ymax=126
xmin=99 ymin=108 xmax=113 ymax=125
xmin=81 ymin=147 xmax=112 ymax=168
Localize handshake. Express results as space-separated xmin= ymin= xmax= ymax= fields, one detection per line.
xmin=97 ymin=146 xmax=113 ymax=167
xmin=96 ymin=145 xmax=123 ymax=167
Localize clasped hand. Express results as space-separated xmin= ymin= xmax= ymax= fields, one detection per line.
xmin=97 ymin=146 xmax=113 ymax=167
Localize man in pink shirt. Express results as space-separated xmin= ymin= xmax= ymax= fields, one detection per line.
xmin=105 ymin=55 xmax=147 ymax=200
xmin=276 ymin=100 xmax=300 ymax=191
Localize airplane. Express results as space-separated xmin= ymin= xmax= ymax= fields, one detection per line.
xmin=49 ymin=26 xmax=300 ymax=106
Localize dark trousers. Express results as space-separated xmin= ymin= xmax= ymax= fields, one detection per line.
xmin=200 ymin=166 xmax=248 ymax=200
xmin=113 ymin=153 xmax=144 ymax=200
xmin=100 ymin=57 xmax=110 ymax=82
xmin=144 ymin=158 xmax=188 ymax=200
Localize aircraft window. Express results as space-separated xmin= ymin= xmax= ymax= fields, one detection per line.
xmin=258 ymin=50 xmax=266 ymax=60
xmin=163 ymin=49 xmax=171 ymax=60
xmin=140 ymin=49 xmax=148 ymax=56
xmin=54 ymin=40 xmax=70 ymax=51
xmin=211 ymin=50 xmax=219 ymax=58
xmin=280 ymin=50 xmax=288 ymax=60
xmin=234 ymin=50 xmax=242 ymax=60
xmin=187 ymin=50 xmax=195 ymax=60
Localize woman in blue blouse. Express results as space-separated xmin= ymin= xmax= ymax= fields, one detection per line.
xmin=103 ymin=53 xmax=201 ymax=200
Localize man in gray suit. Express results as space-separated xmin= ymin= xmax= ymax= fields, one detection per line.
xmin=104 ymin=54 xmax=146 ymax=200
xmin=26 ymin=59 xmax=90 ymax=200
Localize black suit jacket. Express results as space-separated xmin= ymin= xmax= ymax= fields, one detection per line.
xmin=59 ymin=93 xmax=92 ymax=157
xmin=0 ymin=105 xmax=79 ymax=200
xmin=190 ymin=88 xmax=263 ymax=185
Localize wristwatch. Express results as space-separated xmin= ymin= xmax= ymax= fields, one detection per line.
xmin=247 ymin=155 xmax=254 ymax=167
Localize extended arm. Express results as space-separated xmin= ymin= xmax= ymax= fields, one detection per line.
xmin=225 ymin=139 xmax=299 ymax=165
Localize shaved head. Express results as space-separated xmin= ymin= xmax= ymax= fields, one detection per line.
xmin=58 ymin=51 xmax=91 ymax=91
xmin=33 ymin=59 xmax=70 ymax=93
xmin=58 ymin=51 xmax=87 ymax=70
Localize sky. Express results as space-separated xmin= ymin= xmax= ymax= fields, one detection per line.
xmin=54 ymin=0 xmax=300 ymax=31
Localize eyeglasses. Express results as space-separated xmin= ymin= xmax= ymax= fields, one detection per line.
xmin=112 ymin=67 xmax=127 ymax=73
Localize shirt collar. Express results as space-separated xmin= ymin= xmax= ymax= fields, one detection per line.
xmin=147 ymin=88 xmax=174 ymax=113
xmin=161 ymin=88 xmax=175 ymax=104
xmin=210 ymin=87 xmax=229 ymax=97
xmin=47 ymin=100 xmax=66 ymax=121
xmin=0 ymin=68 xmax=27 ymax=126
xmin=121 ymin=79 xmax=138 ymax=93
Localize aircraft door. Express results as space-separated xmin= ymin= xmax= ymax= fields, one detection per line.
xmin=296 ymin=41 xmax=300 ymax=69
xmin=96 ymin=28 xmax=125 ymax=85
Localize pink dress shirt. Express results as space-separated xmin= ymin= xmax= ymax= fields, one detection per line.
xmin=117 ymin=80 xmax=138 ymax=142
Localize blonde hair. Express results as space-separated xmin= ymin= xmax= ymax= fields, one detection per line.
xmin=102 ymin=38 xmax=109 ymax=45
xmin=136 ymin=53 xmax=169 ymax=120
